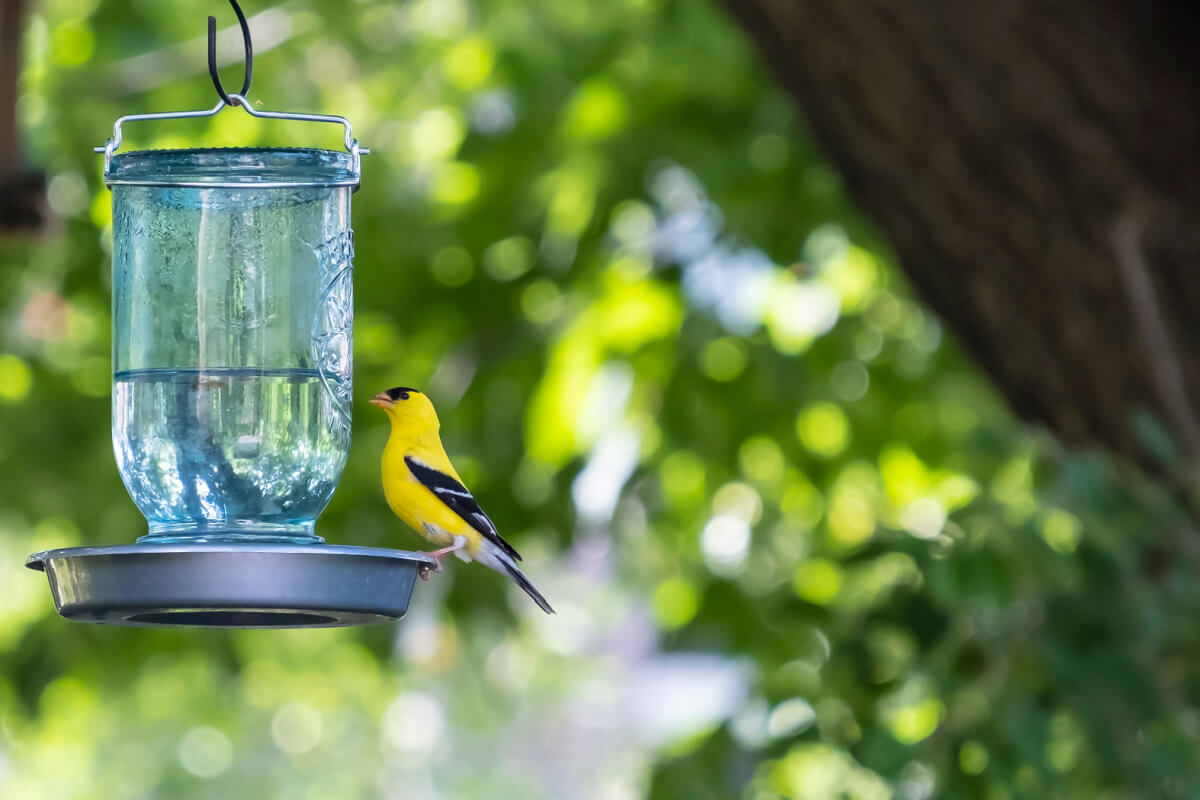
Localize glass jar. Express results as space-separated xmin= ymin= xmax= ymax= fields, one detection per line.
xmin=107 ymin=148 xmax=357 ymax=544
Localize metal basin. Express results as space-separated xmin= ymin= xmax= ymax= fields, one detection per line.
xmin=26 ymin=543 xmax=435 ymax=628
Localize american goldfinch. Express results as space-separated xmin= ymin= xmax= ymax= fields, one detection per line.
xmin=370 ymin=386 xmax=555 ymax=614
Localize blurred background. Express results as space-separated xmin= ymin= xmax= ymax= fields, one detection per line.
xmin=3 ymin=0 xmax=1200 ymax=798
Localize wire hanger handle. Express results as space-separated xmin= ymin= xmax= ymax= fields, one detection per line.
xmin=208 ymin=0 xmax=253 ymax=107
xmin=93 ymin=0 xmax=369 ymax=172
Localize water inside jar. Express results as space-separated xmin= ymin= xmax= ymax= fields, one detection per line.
xmin=113 ymin=367 xmax=347 ymax=542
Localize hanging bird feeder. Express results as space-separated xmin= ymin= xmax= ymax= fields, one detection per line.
xmin=26 ymin=2 xmax=433 ymax=627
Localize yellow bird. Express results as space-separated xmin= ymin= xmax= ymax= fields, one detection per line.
xmin=370 ymin=386 xmax=554 ymax=614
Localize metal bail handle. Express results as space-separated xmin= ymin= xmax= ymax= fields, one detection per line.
xmin=94 ymin=0 xmax=368 ymax=175
xmin=92 ymin=98 xmax=371 ymax=174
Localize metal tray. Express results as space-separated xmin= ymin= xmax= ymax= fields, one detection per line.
xmin=26 ymin=543 xmax=436 ymax=628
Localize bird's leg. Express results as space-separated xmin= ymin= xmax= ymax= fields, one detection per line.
xmin=424 ymin=543 xmax=465 ymax=560
xmin=417 ymin=533 xmax=468 ymax=581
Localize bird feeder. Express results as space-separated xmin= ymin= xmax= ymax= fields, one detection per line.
xmin=26 ymin=2 xmax=432 ymax=627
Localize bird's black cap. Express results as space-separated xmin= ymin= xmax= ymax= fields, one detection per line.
xmin=386 ymin=386 xmax=419 ymax=401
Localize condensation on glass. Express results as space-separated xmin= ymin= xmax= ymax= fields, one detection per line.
xmin=106 ymin=148 xmax=356 ymax=543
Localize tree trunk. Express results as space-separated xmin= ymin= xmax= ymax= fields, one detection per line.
xmin=0 ymin=0 xmax=44 ymax=232
xmin=722 ymin=0 xmax=1200 ymax=467
xmin=0 ymin=0 xmax=22 ymax=177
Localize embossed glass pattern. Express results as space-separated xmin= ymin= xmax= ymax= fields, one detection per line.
xmin=108 ymin=148 xmax=355 ymax=543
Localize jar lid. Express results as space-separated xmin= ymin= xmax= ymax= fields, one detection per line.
xmin=104 ymin=147 xmax=360 ymax=188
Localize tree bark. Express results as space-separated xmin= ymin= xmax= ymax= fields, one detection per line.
xmin=0 ymin=0 xmax=44 ymax=232
xmin=722 ymin=0 xmax=1200 ymax=466
xmin=0 ymin=0 xmax=22 ymax=177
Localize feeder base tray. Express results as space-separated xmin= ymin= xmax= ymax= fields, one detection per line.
xmin=26 ymin=543 xmax=436 ymax=628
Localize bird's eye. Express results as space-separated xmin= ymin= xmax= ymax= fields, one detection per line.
xmin=386 ymin=386 xmax=416 ymax=401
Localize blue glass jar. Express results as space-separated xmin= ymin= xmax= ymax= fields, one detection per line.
xmin=106 ymin=148 xmax=357 ymax=544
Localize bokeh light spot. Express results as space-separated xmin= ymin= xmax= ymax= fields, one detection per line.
xmin=828 ymin=485 xmax=875 ymax=546
xmin=484 ymin=236 xmax=535 ymax=281
xmin=796 ymin=403 xmax=849 ymax=459
xmin=652 ymin=577 xmax=700 ymax=629
xmin=712 ymin=482 xmax=762 ymax=524
xmin=880 ymin=681 xmax=943 ymax=745
xmin=412 ymin=108 xmax=465 ymax=162
xmin=407 ymin=0 xmax=468 ymax=37
xmin=766 ymin=280 xmax=840 ymax=354
xmin=819 ymin=246 xmax=879 ymax=313
xmin=793 ymin=559 xmax=843 ymax=605
xmin=749 ymin=133 xmax=789 ymax=172
xmin=71 ymin=356 xmax=110 ymax=398
xmin=781 ymin=476 xmax=824 ymax=530
xmin=773 ymin=743 xmax=890 ymax=799
xmin=178 ymin=727 xmax=233 ymax=778
xmin=547 ymin=169 xmax=597 ymax=236
xmin=0 ymin=356 xmax=33 ymax=402
xmin=899 ymin=497 xmax=946 ymax=541
xmin=521 ymin=280 xmax=563 ymax=324
xmin=431 ymin=245 xmax=474 ymax=287
xmin=90 ymin=188 xmax=112 ymax=228
xmin=271 ymin=703 xmax=322 ymax=755
xmin=564 ymin=78 xmax=630 ymax=140
xmin=357 ymin=315 xmax=401 ymax=366
xmin=660 ymin=451 xmax=706 ymax=509
xmin=767 ymin=697 xmax=816 ymax=738
xmin=431 ymin=162 xmax=481 ymax=205
xmin=610 ymin=200 xmax=656 ymax=248
xmin=702 ymin=337 xmax=747 ymax=382
xmin=443 ymin=35 xmax=495 ymax=90
xmin=383 ymin=692 xmax=444 ymax=761
xmin=470 ymin=90 xmax=517 ymax=135
xmin=959 ymin=740 xmax=989 ymax=775
xmin=701 ymin=513 xmax=751 ymax=575
xmin=47 ymin=172 xmax=88 ymax=217
xmin=1042 ymin=508 xmax=1082 ymax=553
xmin=739 ymin=436 xmax=785 ymax=486
xmin=831 ymin=361 xmax=869 ymax=402
xmin=1046 ymin=713 xmax=1084 ymax=772
xmin=50 ymin=19 xmax=94 ymax=67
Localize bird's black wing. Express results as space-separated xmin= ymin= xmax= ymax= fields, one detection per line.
xmin=405 ymin=456 xmax=522 ymax=562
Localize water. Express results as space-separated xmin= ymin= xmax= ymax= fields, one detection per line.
xmin=113 ymin=367 xmax=349 ymax=542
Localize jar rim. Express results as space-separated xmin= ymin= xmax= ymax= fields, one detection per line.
xmin=104 ymin=147 xmax=360 ymax=188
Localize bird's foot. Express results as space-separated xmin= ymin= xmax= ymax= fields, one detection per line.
xmin=418 ymin=556 xmax=444 ymax=581
xmin=417 ymin=539 xmax=466 ymax=581
xmin=418 ymin=547 xmax=458 ymax=580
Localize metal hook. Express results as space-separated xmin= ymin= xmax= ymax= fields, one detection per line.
xmin=94 ymin=0 xmax=370 ymax=172
xmin=208 ymin=0 xmax=253 ymax=107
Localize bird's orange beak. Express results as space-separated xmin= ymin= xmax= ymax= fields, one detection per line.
xmin=369 ymin=392 xmax=394 ymax=409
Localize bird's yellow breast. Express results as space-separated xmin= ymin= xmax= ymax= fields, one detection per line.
xmin=381 ymin=432 xmax=485 ymax=554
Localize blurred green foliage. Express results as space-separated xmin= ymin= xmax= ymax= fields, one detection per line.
xmin=2 ymin=0 xmax=1199 ymax=798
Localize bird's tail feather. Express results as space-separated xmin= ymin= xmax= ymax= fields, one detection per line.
xmin=505 ymin=561 xmax=555 ymax=614
xmin=499 ymin=554 xmax=555 ymax=614
xmin=477 ymin=541 xmax=555 ymax=613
